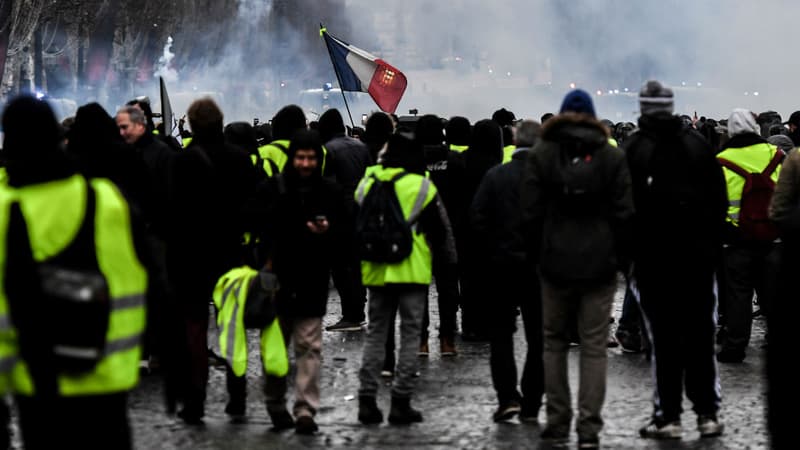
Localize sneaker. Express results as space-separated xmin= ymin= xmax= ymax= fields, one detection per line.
xmin=492 ymin=401 xmax=521 ymax=423
xmin=440 ymin=337 xmax=457 ymax=356
xmin=380 ymin=369 xmax=393 ymax=378
xmin=295 ymin=415 xmax=318 ymax=435
xmin=697 ymin=415 xmax=724 ymax=438
xmin=326 ymin=319 xmax=364 ymax=332
xmin=639 ymin=419 xmax=682 ymax=439
xmin=716 ymin=348 xmax=745 ymax=363
xmin=177 ymin=408 xmax=204 ymax=425
xmin=540 ymin=427 xmax=569 ymax=447
xmin=578 ymin=437 xmax=600 ymax=449
xmin=418 ymin=341 xmax=430 ymax=357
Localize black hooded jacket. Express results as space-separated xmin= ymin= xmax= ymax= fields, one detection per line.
xmin=623 ymin=113 xmax=727 ymax=279
xmin=520 ymin=113 xmax=634 ymax=287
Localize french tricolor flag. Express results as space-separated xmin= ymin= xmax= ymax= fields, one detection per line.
xmin=321 ymin=26 xmax=408 ymax=114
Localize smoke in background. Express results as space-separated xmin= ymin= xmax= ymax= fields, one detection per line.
xmin=134 ymin=0 xmax=800 ymax=125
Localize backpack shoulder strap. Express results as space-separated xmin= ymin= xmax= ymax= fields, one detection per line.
xmin=272 ymin=142 xmax=288 ymax=153
xmin=408 ymin=176 xmax=433 ymax=225
xmin=762 ymin=147 xmax=784 ymax=176
xmin=717 ymin=157 xmax=749 ymax=178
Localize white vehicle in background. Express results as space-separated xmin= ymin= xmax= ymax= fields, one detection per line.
xmin=298 ymin=83 xmax=369 ymax=123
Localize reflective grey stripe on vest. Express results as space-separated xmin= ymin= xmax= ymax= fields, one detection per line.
xmin=112 ymin=294 xmax=145 ymax=312
xmin=355 ymin=180 xmax=369 ymax=206
xmin=408 ymin=178 xmax=432 ymax=230
xmin=0 ymin=315 xmax=10 ymax=331
xmin=219 ymin=278 xmax=240 ymax=310
xmin=53 ymin=332 xmax=143 ymax=360
xmin=728 ymin=199 xmax=741 ymax=208
xmin=104 ymin=333 xmax=143 ymax=355
xmin=0 ymin=355 xmax=17 ymax=373
xmin=225 ymin=278 xmax=245 ymax=367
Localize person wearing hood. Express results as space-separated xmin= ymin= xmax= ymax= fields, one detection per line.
xmin=0 ymin=95 xmax=147 ymax=449
xmin=317 ymin=108 xmax=372 ymax=332
xmin=471 ymin=119 xmax=544 ymax=423
xmin=460 ymin=119 xmax=504 ymax=341
xmin=715 ymin=108 xmax=783 ymax=364
xmin=251 ymin=129 xmax=346 ymax=434
xmin=623 ymin=81 xmax=727 ymax=439
xmin=519 ymin=89 xmax=633 ymax=449
xmin=415 ymin=114 xmax=463 ymax=356
xmin=166 ymin=98 xmax=259 ymax=424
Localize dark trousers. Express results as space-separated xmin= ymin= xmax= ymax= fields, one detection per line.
xmin=421 ymin=259 xmax=460 ymax=341
xmin=488 ymin=264 xmax=543 ymax=411
xmin=172 ymin=300 xmax=209 ymax=417
xmin=768 ymin=240 xmax=798 ymax=449
xmin=638 ymin=269 xmax=721 ymax=423
xmin=719 ymin=242 xmax=780 ymax=353
xmin=16 ymin=392 xmax=131 ymax=449
xmin=332 ymin=261 xmax=367 ymax=323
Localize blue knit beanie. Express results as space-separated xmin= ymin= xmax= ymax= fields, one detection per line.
xmin=559 ymin=89 xmax=596 ymax=118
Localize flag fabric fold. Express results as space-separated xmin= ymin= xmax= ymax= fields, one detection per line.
xmin=159 ymin=76 xmax=174 ymax=136
xmin=321 ymin=27 xmax=407 ymax=114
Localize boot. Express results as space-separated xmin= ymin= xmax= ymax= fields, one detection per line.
xmin=440 ymin=336 xmax=457 ymax=356
xmin=358 ymin=396 xmax=384 ymax=425
xmin=388 ymin=396 xmax=423 ymax=425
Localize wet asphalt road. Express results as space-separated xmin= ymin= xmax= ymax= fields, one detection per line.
xmin=126 ymin=281 xmax=769 ymax=449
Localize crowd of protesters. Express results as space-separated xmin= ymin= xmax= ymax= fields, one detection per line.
xmin=0 ymin=80 xmax=794 ymax=449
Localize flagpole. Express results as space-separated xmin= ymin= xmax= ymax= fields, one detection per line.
xmin=320 ymin=23 xmax=356 ymax=130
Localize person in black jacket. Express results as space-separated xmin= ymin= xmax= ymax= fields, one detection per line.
xmin=471 ymin=119 xmax=544 ymax=423
xmin=416 ymin=114 xmax=463 ymax=355
xmin=520 ymin=89 xmax=633 ymax=448
xmin=166 ymin=98 xmax=259 ymax=425
xmin=460 ymin=119 xmax=504 ymax=341
xmin=253 ymin=129 xmax=347 ymax=435
xmin=625 ymin=81 xmax=727 ymax=440
xmin=318 ymin=108 xmax=371 ymax=331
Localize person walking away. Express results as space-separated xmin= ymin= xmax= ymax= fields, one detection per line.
xmin=520 ymin=90 xmax=634 ymax=449
xmin=0 ymin=95 xmax=147 ymax=449
xmin=624 ymin=81 xmax=727 ymax=439
xmin=166 ymin=98 xmax=258 ymax=423
xmin=356 ymin=131 xmax=450 ymax=425
xmin=716 ymin=109 xmax=782 ymax=363
xmin=471 ymin=120 xmax=544 ymax=423
xmin=318 ymin=108 xmax=372 ymax=332
xmin=417 ymin=114 xmax=464 ymax=356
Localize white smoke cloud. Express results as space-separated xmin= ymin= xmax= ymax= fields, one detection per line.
xmin=154 ymin=36 xmax=178 ymax=83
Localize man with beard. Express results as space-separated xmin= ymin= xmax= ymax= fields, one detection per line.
xmin=253 ymin=129 xmax=346 ymax=434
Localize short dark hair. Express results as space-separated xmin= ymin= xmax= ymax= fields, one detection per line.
xmin=187 ymin=97 xmax=224 ymax=134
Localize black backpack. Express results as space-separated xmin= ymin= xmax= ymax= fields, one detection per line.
xmin=6 ymin=182 xmax=111 ymax=378
xmin=355 ymin=172 xmax=416 ymax=263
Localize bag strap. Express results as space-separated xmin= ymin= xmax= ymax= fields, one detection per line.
xmin=762 ymin=147 xmax=783 ymax=176
xmin=716 ymin=157 xmax=749 ymax=178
